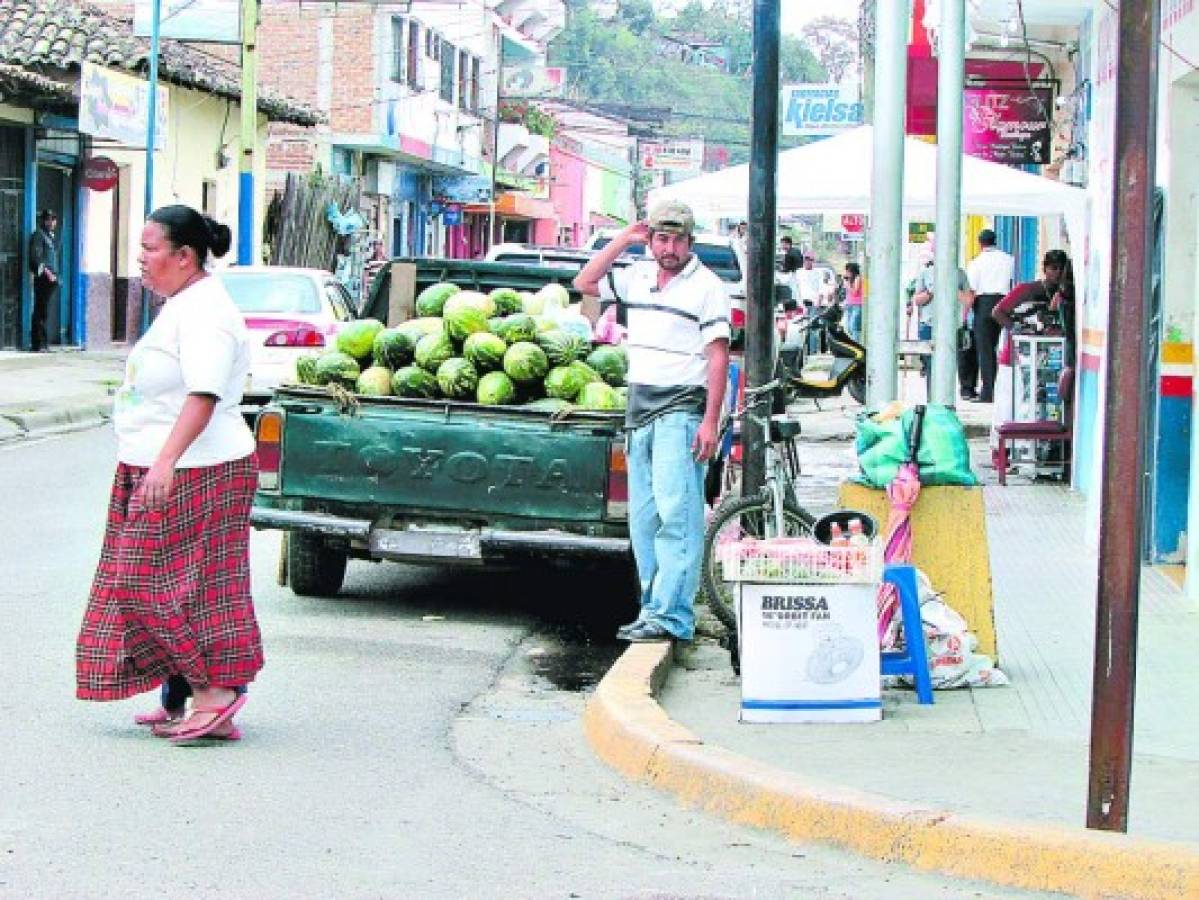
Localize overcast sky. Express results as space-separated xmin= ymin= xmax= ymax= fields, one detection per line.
xmin=781 ymin=0 xmax=862 ymax=35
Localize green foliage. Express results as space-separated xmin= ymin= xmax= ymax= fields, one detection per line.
xmin=550 ymin=1 xmax=825 ymax=164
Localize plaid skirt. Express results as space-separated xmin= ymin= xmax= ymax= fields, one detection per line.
xmin=76 ymin=455 xmax=264 ymax=701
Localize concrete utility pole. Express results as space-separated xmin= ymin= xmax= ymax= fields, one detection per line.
xmin=238 ymin=0 xmax=259 ymax=265
xmin=864 ymin=0 xmax=910 ymax=408
xmin=741 ymin=0 xmax=781 ymax=497
xmin=930 ymin=0 xmax=965 ymax=405
xmin=1087 ymin=0 xmax=1159 ymax=833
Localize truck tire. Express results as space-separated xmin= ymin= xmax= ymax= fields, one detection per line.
xmin=287 ymin=532 xmax=348 ymax=597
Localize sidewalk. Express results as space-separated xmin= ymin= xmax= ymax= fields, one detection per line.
xmin=586 ymin=436 xmax=1199 ymax=897
xmin=0 ymin=349 xmax=124 ymax=443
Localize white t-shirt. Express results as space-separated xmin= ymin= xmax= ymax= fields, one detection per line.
xmin=113 ymin=276 xmax=255 ymax=468
xmin=795 ymin=267 xmax=824 ymax=303
xmin=966 ymin=247 xmax=1015 ymax=295
xmin=599 ymin=254 xmax=730 ymax=387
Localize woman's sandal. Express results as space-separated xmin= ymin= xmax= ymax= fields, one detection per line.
xmin=134 ymin=706 xmax=185 ymax=726
xmin=168 ymin=694 xmax=248 ymax=744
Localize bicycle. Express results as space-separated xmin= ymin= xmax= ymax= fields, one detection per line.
xmin=701 ymin=378 xmax=817 ymax=674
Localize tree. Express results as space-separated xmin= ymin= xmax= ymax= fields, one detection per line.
xmin=800 ymin=15 xmax=859 ymax=84
xmin=617 ymin=0 xmax=655 ymax=34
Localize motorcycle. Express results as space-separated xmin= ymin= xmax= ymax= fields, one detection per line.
xmin=778 ymin=301 xmax=867 ymax=405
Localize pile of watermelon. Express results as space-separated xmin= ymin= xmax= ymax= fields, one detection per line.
xmin=293 ymin=281 xmax=629 ymax=412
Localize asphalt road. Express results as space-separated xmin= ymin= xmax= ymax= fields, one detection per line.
xmin=0 ymin=427 xmax=1032 ymax=898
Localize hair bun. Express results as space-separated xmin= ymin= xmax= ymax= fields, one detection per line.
xmin=203 ymin=215 xmax=233 ymax=259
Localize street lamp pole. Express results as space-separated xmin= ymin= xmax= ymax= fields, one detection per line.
xmin=931 ymin=0 xmax=965 ymax=406
xmin=864 ymin=0 xmax=910 ymax=408
xmin=741 ymin=0 xmax=781 ymax=497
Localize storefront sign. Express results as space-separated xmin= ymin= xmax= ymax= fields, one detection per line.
xmin=134 ymin=0 xmax=241 ymax=44
xmin=433 ymin=175 xmax=493 ymax=204
xmin=841 ymin=214 xmax=865 ymax=235
xmin=83 ymin=156 xmax=119 ymax=192
xmin=443 ymin=205 xmax=463 ymax=226
xmin=501 ymin=66 xmax=565 ymax=99
xmin=639 ymin=139 xmax=704 ymax=174
xmin=963 ymin=86 xmax=1054 ymax=165
xmin=79 ymin=63 xmax=170 ymax=151
xmin=780 ymin=83 xmax=864 ymax=137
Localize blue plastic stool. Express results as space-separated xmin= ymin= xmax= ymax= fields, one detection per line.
xmin=880 ymin=564 xmax=934 ymax=704
xmin=720 ymin=360 xmax=742 ymax=460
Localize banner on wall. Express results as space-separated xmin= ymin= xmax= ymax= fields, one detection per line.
xmin=780 ymin=83 xmax=864 ymax=136
xmin=433 ymin=175 xmax=493 ymax=204
xmin=963 ymin=86 xmax=1054 ymax=165
xmin=79 ymin=63 xmax=170 ymax=151
xmin=501 ymin=66 xmax=565 ymax=99
xmin=639 ymin=139 xmax=705 ymax=173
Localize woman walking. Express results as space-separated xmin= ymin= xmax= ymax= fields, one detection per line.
xmin=843 ymin=262 xmax=863 ymax=340
xmin=76 ymin=205 xmax=262 ymax=744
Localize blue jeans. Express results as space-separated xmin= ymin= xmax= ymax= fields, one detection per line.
xmin=844 ymin=304 xmax=862 ymax=341
xmin=627 ymin=411 xmax=706 ymax=640
xmin=918 ymin=322 xmax=933 ymax=378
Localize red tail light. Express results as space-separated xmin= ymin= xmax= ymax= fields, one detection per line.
xmin=264 ymin=328 xmax=325 ymax=348
xmin=607 ymin=439 xmax=628 ymax=519
xmin=255 ymin=411 xmax=282 ymax=490
xmin=731 ymin=308 xmax=746 ymax=328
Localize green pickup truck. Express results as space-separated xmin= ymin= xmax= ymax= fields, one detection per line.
xmin=249 ymin=258 xmax=636 ymax=603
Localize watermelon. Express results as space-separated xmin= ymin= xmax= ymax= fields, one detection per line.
xmin=415 ymin=282 xmax=459 ymax=317
xmin=577 ymin=381 xmax=622 ymax=411
xmin=536 ymin=282 xmax=571 ymax=311
xmin=544 ymin=365 xmax=588 ymax=401
xmin=536 ymin=331 xmax=589 ymax=366
xmin=392 ymin=365 xmax=439 ymax=398
xmin=566 ymin=360 xmax=602 ymax=388
xmin=336 ymin=318 xmax=384 ymax=361
xmin=414 ymin=332 xmax=454 ymax=373
xmin=477 ymin=371 xmax=517 ymax=406
xmin=314 ymin=351 xmax=360 ymax=388
xmin=520 ymin=290 xmax=544 ymax=316
xmin=497 ymin=314 xmax=538 ymax=344
xmin=373 ymin=327 xmax=416 ymax=368
xmin=533 ymin=316 xmax=559 ymax=334
xmin=356 ymin=365 xmax=394 ymax=396
xmin=502 ymin=341 xmax=550 ymax=384
xmin=444 ymin=306 xmax=490 ymax=343
xmin=489 ymin=287 xmax=523 ymax=316
xmin=443 ymin=290 xmax=496 ymax=320
xmin=585 ymin=345 xmax=629 ymax=387
xmin=487 ymin=316 xmax=505 ymax=336
xmin=295 ymin=354 xmax=320 ymax=385
xmin=463 ymin=332 xmax=507 ymax=372
xmin=523 ymin=397 xmax=572 ymax=413
xmin=436 ymin=357 xmax=479 ymax=400
xmin=408 ymin=317 xmax=446 ymax=336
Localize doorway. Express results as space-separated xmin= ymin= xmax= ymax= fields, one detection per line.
xmin=36 ymin=164 xmax=75 ymax=347
xmin=0 ymin=126 xmax=23 ymax=348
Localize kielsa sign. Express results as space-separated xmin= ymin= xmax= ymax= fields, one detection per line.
xmin=781 ymin=83 xmax=864 ymax=137
xmin=963 ymin=85 xmax=1054 ymax=165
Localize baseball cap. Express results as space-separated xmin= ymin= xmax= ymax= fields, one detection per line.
xmin=646 ymin=200 xmax=695 ymax=236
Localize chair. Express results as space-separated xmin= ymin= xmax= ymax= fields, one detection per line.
xmin=994 ymin=366 xmax=1074 ymax=486
xmin=879 ymin=564 xmax=934 ymax=705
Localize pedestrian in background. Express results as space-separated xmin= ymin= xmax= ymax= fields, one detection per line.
xmin=910 ymin=248 xmax=973 ymax=387
xmin=842 ymin=262 xmax=863 ymax=340
xmin=27 ymin=209 xmax=58 ymax=352
xmin=965 ymin=228 xmax=1015 ymax=402
xmin=574 ymin=200 xmax=730 ymax=644
xmin=76 ymin=204 xmax=262 ymax=744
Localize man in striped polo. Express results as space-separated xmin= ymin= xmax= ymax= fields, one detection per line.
xmin=575 ymin=201 xmax=731 ymax=643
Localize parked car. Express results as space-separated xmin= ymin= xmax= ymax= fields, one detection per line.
xmin=483 ymin=243 xmax=599 ymax=270
xmin=213 ymin=266 xmax=356 ymax=412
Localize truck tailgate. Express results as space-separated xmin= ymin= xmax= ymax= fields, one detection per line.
xmin=278 ymin=395 xmax=618 ymax=523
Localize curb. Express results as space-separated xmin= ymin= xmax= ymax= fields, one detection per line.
xmin=0 ymin=400 xmax=111 ymax=444
xmin=584 ymin=643 xmax=1199 ymax=899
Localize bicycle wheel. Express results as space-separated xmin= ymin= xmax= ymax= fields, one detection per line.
xmin=701 ymin=493 xmax=817 ymax=635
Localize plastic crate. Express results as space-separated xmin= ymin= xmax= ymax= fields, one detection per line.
xmin=717 ymin=537 xmax=882 ymax=585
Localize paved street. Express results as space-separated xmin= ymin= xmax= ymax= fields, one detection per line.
xmin=0 ymin=426 xmax=1035 ymax=898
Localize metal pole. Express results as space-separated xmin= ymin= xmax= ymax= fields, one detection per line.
xmin=237 ymin=0 xmax=259 ymax=265
xmin=488 ymin=30 xmax=502 ymax=251
xmin=140 ymin=0 xmax=162 ymax=333
xmin=931 ymin=0 xmax=965 ymax=405
xmin=1086 ymin=0 xmax=1159 ymax=833
xmin=865 ymin=0 xmax=909 ymax=408
xmin=741 ymin=0 xmax=780 ymax=498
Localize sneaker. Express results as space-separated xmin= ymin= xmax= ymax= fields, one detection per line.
xmin=624 ymin=621 xmax=676 ymax=643
xmin=615 ymin=619 xmax=643 ymax=640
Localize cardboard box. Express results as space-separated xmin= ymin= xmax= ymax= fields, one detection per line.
xmin=737 ymin=582 xmax=882 ymax=723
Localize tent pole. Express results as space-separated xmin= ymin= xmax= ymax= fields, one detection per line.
xmin=931 ymin=0 xmax=965 ymax=406
xmin=865 ymin=0 xmax=909 ymax=407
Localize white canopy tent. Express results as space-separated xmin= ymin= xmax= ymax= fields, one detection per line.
xmin=646 ymin=125 xmax=1087 ymax=258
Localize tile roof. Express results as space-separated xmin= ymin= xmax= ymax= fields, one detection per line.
xmin=0 ymin=0 xmax=321 ymax=126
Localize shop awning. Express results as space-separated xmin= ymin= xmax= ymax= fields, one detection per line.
xmin=463 ymin=192 xmax=555 ymax=220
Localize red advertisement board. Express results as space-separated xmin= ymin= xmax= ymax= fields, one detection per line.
xmin=962 ymin=86 xmax=1054 ymax=165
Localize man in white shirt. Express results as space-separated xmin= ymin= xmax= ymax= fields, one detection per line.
xmin=965 ymin=228 xmax=1015 ymax=402
xmin=574 ymin=201 xmax=730 ymax=644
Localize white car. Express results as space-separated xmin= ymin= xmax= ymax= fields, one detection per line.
xmin=214 ymin=266 xmax=356 ymax=408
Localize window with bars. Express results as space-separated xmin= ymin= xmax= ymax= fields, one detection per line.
xmin=457 ymin=49 xmax=469 ymax=111
xmin=470 ymin=57 xmax=481 ymax=113
xmin=407 ymin=21 xmax=420 ymax=89
xmin=390 ymin=17 xmax=405 ymax=83
xmin=440 ymin=42 xmax=455 ymax=103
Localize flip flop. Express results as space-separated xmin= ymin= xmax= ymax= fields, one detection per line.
xmin=168 ymin=694 xmax=248 ymax=743
xmin=134 ymin=706 xmax=185 ymax=726
xmin=173 ymin=724 xmax=243 ymax=745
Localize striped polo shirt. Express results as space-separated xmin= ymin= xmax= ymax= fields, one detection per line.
xmin=599 ymin=254 xmax=731 ymax=389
